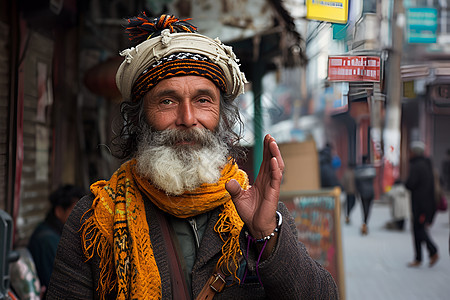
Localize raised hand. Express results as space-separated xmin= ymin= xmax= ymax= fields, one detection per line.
xmin=226 ymin=134 xmax=285 ymax=241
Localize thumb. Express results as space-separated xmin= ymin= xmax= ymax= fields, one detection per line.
xmin=225 ymin=179 xmax=242 ymax=199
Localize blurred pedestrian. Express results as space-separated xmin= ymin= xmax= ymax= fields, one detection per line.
xmin=355 ymin=155 xmax=376 ymax=235
xmin=28 ymin=184 xmax=85 ymax=296
xmin=319 ymin=143 xmax=340 ymax=188
xmin=405 ymin=141 xmax=439 ymax=267
xmin=341 ymin=162 xmax=356 ymax=224
xmin=384 ymin=179 xmax=410 ymax=231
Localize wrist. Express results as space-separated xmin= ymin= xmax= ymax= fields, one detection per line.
xmin=245 ymin=211 xmax=283 ymax=243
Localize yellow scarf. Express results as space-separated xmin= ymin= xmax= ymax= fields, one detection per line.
xmin=81 ymin=159 xmax=248 ymax=299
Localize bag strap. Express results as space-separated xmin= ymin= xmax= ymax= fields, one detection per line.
xmin=195 ymin=254 xmax=243 ymax=300
xmin=155 ymin=209 xmax=190 ymax=300
xmin=195 ymin=266 xmax=227 ymax=300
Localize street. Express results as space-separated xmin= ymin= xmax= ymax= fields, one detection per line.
xmin=342 ymin=199 xmax=450 ymax=300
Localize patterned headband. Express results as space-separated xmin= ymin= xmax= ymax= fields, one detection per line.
xmin=131 ymin=52 xmax=227 ymax=102
xmin=116 ymin=13 xmax=247 ymax=102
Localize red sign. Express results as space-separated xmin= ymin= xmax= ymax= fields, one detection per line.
xmin=328 ymin=56 xmax=381 ymax=82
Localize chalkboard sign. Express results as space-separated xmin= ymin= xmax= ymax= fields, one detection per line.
xmin=280 ymin=187 xmax=345 ymax=300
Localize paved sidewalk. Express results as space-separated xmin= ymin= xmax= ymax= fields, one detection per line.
xmin=341 ymin=199 xmax=450 ymax=300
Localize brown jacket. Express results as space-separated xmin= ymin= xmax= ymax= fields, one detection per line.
xmin=47 ymin=194 xmax=338 ymax=299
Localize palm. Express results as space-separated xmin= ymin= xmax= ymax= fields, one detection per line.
xmin=226 ymin=134 xmax=284 ymax=237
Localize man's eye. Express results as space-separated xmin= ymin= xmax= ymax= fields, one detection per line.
xmin=161 ymin=99 xmax=173 ymax=105
xmin=198 ymin=98 xmax=211 ymax=104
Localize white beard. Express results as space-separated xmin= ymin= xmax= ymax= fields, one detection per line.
xmin=135 ymin=126 xmax=229 ymax=195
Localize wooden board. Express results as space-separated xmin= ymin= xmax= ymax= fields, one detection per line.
xmin=280 ymin=187 xmax=345 ymax=300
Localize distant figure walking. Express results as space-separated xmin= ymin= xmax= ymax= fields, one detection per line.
xmin=355 ymin=156 xmax=376 ymax=235
xmin=319 ymin=143 xmax=341 ymax=188
xmin=384 ymin=180 xmax=410 ymax=231
xmin=405 ymin=141 xmax=439 ymax=267
xmin=341 ymin=163 xmax=357 ymax=224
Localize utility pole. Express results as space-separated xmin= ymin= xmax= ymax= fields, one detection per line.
xmin=382 ymin=0 xmax=404 ymax=191
xmin=252 ymin=35 xmax=264 ymax=178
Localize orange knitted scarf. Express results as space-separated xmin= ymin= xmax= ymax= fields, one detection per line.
xmin=81 ymin=159 xmax=248 ymax=299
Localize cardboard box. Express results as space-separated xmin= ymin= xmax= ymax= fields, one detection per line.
xmin=279 ymin=139 xmax=320 ymax=192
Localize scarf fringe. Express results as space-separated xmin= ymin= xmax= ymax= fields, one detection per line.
xmin=214 ymin=201 xmax=244 ymax=283
xmin=80 ymin=208 xmax=116 ymax=299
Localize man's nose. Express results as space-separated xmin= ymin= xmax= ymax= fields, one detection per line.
xmin=176 ymin=101 xmax=197 ymax=128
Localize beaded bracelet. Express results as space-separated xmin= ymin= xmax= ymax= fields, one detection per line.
xmin=245 ymin=211 xmax=283 ymax=243
xmin=241 ymin=211 xmax=283 ymax=287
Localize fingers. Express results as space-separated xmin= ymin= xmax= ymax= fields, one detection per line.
xmin=268 ymin=136 xmax=284 ymax=173
xmin=263 ymin=134 xmax=284 ymax=174
xmin=260 ymin=135 xmax=273 ymax=175
xmin=270 ymin=157 xmax=283 ymax=183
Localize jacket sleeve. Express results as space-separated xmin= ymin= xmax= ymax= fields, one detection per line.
xmin=405 ymin=161 xmax=431 ymax=219
xmin=240 ymin=202 xmax=339 ymax=299
xmin=405 ymin=162 xmax=419 ymax=192
xmin=46 ymin=195 xmax=96 ymax=299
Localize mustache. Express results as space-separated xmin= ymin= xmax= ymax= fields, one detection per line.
xmin=144 ymin=127 xmax=221 ymax=148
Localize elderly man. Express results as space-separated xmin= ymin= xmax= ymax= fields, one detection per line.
xmin=47 ymin=14 xmax=337 ymax=299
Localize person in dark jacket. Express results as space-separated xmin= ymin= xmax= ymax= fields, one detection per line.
xmin=405 ymin=141 xmax=439 ymax=267
xmin=28 ymin=184 xmax=85 ymax=294
xmin=46 ymin=13 xmax=338 ymax=299
xmin=355 ymin=155 xmax=376 ymax=235
xmin=319 ymin=144 xmax=340 ymax=188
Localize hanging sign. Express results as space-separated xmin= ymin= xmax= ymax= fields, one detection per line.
xmin=306 ymin=0 xmax=349 ymax=24
xmin=406 ymin=8 xmax=438 ymax=44
xmin=327 ymin=56 xmax=381 ymax=82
